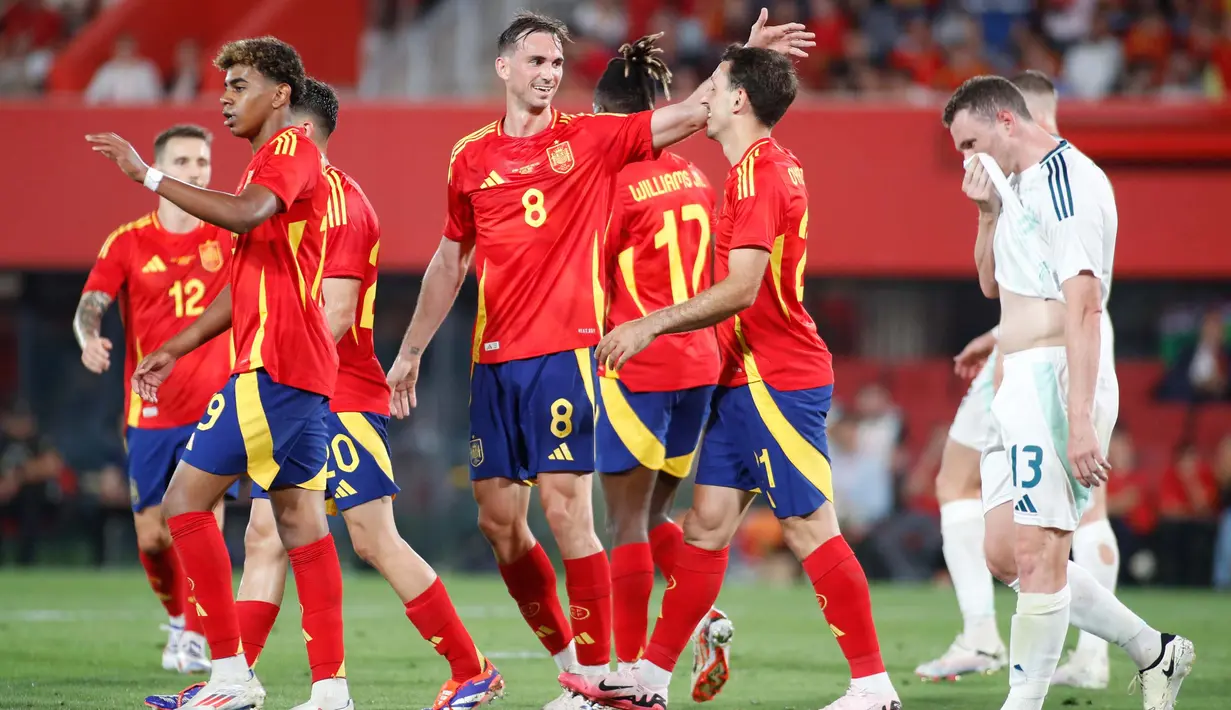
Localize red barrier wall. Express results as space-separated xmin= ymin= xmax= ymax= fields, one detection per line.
xmin=5 ymin=101 xmax=1230 ymax=275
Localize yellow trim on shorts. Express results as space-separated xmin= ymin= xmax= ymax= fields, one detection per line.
xmin=575 ymin=347 xmax=596 ymax=413
xmin=235 ymin=372 xmax=279 ymax=490
xmin=599 ymin=378 xmax=666 ymax=472
xmin=661 ymin=450 xmax=696 ymax=479
xmin=735 ymin=319 xmax=834 ymax=502
xmin=336 ymin=411 xmax=394 ymax=482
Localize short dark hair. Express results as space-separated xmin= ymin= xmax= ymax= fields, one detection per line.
xmin=941 ymin=75 xmax=1032 ymax=128
xmin=594 ymin=34 xmax=673 ymax=114
xmin=721 ymin=45 xmax=797 ymax=128
xmin=292 ymin=77 xmax=339 ymax=137
xmin=153 ymin=124 xmax=211 ymax=160
xmin=1011 ymin=69 xmax=1056 ymax=97
xmin=214 ymin=36 xmax=306 ymax=103
xmin=498 ymin=11 xmax=570 ymax=56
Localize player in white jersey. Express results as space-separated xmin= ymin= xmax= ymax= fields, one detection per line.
xmin=917 ymin=72 xmax=1123 ymax=686
xmin=943 ymin=75 xmax=1194 ymax=710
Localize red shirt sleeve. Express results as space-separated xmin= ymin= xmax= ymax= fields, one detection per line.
xmin=82 ymin=229 xmax=131 ymax=297
xmin=248 ymin=142 xmax=319 ymax=217
xmin=323 ymin=189 xmax=370 ymax=280
xmin=728 ymin=167 xmax=786 ymax=252
xmin=590 ymin=112 xmax=658 ymax=173
xmin=442 ymin=153 xmax=476 ymax=243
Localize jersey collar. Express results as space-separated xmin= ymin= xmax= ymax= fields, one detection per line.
xmin=495 ymin=107 xmax=560 ymax=138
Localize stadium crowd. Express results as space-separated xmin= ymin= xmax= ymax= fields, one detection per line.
xmin=2 ymin=0 xmax=1231 ymax=99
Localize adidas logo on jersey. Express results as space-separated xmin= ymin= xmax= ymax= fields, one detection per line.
xmin=547 ymin=443 xmax=574 ymax=462
xmin=480 ymin=171 xmax=506 ymax=189
xmin=1015 ymin=495 xmax=1038 ymax=514
xmin=141 ymin=256 xmax=167 ymax=273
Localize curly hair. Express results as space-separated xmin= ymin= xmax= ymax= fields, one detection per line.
xmin=593 ymin=33 xmax=674 ymax=114
xmin=214 ymin=36 xmax=306 ymax=102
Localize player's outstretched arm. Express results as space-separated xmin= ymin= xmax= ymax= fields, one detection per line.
xmin=321 ymin=277 xmax=361 ymax=343
xmin=649 ymin=9 xmax=815 ymax=151
xmin=386 ymin=237 xmax=474 ymax=418
xmin=74 ymin=291 xmax=114 ymax=374
xmin=86 ymin=133 xmax=280 ymax=234
xmin=1061 ymin=273 xmax=1107 ymax=487
xmin=597 ymin=247 xmax=767 ymax=370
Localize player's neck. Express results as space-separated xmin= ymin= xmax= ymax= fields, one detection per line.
xmin=1011 ymin=125 xmax=1061 ymax=174
xmin=502 ymin=102 xmax=553 ymax=138
xmin=156 ymin=200 xmax=202 ymax=234
xmin=721 ymin=122 xmax=772 ymax=167
xmin=250 ymin=113 xmax=293 ymax=153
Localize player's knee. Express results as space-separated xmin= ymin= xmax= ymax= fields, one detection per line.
xmin=984 ymin=535 xmax=1018 ymax=584
xmin=136 ymin=524 xmax=172 ymax=555
xmin=681 ymin=505 xmax=734 ymax=551
xmin=542 ymin=491 xmax=593 ymax=540
xmin=477 ymin=507 xmax=526 ymax=546
xmin=244 ymin=516 xmax=280 ymax=559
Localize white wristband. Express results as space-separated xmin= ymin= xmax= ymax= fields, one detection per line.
xmin=143 ymin=168 xmax=164 ymax=192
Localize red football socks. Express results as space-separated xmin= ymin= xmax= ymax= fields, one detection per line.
xmin=611 ymin=542 xmax=655 ymax=663
xmin=405 ymin=577 xmax=485 ymax=682
xmin=564 ymin=551 xmax=613 ymax=667
xmin=167 ymin=512 xmax=243 ymax=660
xmin=288 ymin=535 xmax=347 ymax=682
xmin=802 ymin=536 xmax=886 ymax=679
xmin=643 ymin=544 xmax=728 ymax=672
xmin=649 ymin=520 xmax=684 ymax=578
xmin=497 ymin=543 xmax=572 ymax=656
xmin=139 ymin=548 xmax=182 ymax=617
xmin=236 ymin=600 xmax=280 ymax=667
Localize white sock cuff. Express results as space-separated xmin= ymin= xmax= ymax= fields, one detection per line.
xmin=940 ymin=499 xmax=985 ymax=525
xmin=1074 ymin=518 xmax=1116 ymax=546
xmin=1017 ymin=586 xmax=1071 ymax=615
xmin=1007 ymin=578 xmax=1021 ymax=593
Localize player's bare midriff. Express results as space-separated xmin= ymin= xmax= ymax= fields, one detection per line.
xmin=996 ymin=289 xmax=1066 ymax=354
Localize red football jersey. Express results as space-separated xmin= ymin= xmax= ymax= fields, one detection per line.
xmin=602 ymin=152 xmax=720 ymax=392
xmin=82 ymin=212 xmax=232 ymax=429
xmin=321 ymin=165 xmax=391 ymax=416
xmin=715 ymin=138 xmax=833 ymax=391
xmin=444 ymin=109 xmax=658 ymax=364
xmin=231 ymin=126 xmax=337 ymax=397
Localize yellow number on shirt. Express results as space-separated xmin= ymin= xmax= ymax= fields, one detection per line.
xmin=523 ymin=188 xmax=547 ymax=228
xmin=550 ymin=398 xmax=574 ymax=439
xmin=169 ymin=278 xmax=206 ymax=318
xmin=197 ymin=394 xmax=226 ymax=431
xmin=330 ymin=434 xmax=360 ymax=474
xmin=653 ymin=204 xmax=711 ymax=305
xmin=794 ymin=209 xmax=809 ymax=302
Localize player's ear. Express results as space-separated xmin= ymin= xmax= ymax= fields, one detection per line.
xmin=273 ymin=82 xmax=292 ymax=109
xmin=495 ymin=55 xmax=510 ymax=81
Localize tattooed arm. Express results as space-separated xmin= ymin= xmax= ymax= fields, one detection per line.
xmin=74 ymin=291 xmax=114 ymax=374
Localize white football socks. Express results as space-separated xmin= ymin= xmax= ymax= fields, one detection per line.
xmin=1071 ymin=519 xmax=1120 ymax=661
xmin=1065 ymin=561 xmax=1161 ymax=668
xmin=940 ymin=500 xmax=1000 ymax=648
xmin=1004 ymin=586 xmax=1071 ymax=709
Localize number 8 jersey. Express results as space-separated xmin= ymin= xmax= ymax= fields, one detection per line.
xmin=602 ymin=151 xmax=720 ymax=391
xmin=83 ymin=212 xmax=233 ymax=429
xmin=444 ymin=109 xmax=658 ymax=364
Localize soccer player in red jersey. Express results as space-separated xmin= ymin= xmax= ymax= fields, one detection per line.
xmin=74 ymin=124 xmax=235 ymax=676
xmin=228 ymin=78 xmax=503 ymax=710
xmin=589 ymin=39 xmax=733 ymax=702
xmin=563 ymin=47 xmax=901 ymax=710
xmin=385 ymin=12 xmax=813 ymax=708
xmin=88 ymin=38 xmax=350 ymax=710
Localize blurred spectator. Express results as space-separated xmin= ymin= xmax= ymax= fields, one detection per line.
xmin=890 ymin=16 xmax=945 ymax=87
xmin=165 ymin=38 xmax=199 ymax=103
xmin=84 ymin=33 xmax=162 ymax=104
xmin=1043 ymin=0 xmax=1099 ymax=46
xmin=1063 ymin=11 xmax=1124 ymax=98
xmin=1105 ymin=427 xmax=1158 ymax=584
xmin=871 ymin=424 xmax=944 ymax=581
xmin=1159 ymin=309 xmax=1230 ymax=402
xmin=1156 ymin=441 xmax=1219 ymax=586
xmin=0 ymin=405 xmax=74 ymax=564
xmin=573 ymin=0 xmax=629 ymax=48
xmin=830 ymin=415 xmax=894 ymax=542
xmin=1 ymin=0 xmax=64 ymax=49
xmin=1211 ymin=435 xmax=1231 ymax=588
xmin=1159 ymin=50 xmax=1205 ymax=98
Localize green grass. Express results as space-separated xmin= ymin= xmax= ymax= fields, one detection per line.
xmin=0 ymin=570 xmax=1226 ymax=709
